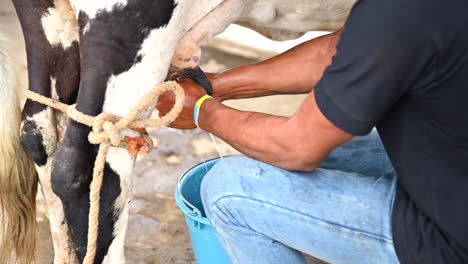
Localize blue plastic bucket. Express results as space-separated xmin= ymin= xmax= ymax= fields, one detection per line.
xmin=175 ymin=157 xmax=230 ymax=264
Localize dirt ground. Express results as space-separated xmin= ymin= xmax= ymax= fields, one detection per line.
xmin=1 ymin=1 xmax=325 ymax=263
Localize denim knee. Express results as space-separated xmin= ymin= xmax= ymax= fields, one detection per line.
xmin=200 ymin=156 xmax=254 ymax=218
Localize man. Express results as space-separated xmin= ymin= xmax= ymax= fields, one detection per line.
xmin=157 ymin=0 xmax=468 ymax=263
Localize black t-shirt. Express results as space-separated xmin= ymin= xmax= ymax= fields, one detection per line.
xmin=314 ymin=0 xmax=468 ymax=263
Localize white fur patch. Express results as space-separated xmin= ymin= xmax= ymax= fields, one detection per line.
xmin=77 ymin=0 xmax=128 ymax=20
xmin=41 ymin=0 xmax=79 ymax=49
xmin=102 ymin=202 xmax=128 ymax=264
xmin=50 ymin=77 xmax=69 ymax=142
xmin=248 ymin=1 xmax=276 ymax=24
xmin=237 ymin=0 xmax=355 ymax=39
xmin=36 ymin=160 xmax=79 ymax=264
xmin=102 ymin=147 xmax=134 ymax=264
xmin=50 ymin=77 xmax=58 ymax=100
xmin=67 ymin=0 xmax=80 ymax=18
xmin=106 ymin=147 xmax=134 ymax=211
xmin=102 ymin=5 xmax=186 ymax=118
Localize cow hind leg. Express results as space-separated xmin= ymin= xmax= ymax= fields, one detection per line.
xmin=20 ymin=56 xmax=80 ymax=264
xmin=13 ymin=0 xmax=82 ymax=262
xmin=22 ymin=95 xmax=81 ymax=264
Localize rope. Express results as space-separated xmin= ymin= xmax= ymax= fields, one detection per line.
xmin=25 ymin=81 xmax=185 ymax=264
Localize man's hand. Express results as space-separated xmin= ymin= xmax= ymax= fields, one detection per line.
xmin=156 ymin=77 xmax=207 ymax=129
xmin=154 ymin=29 xmax=351 ymax=171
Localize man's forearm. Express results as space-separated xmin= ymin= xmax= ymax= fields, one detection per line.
xmin=197 ymin=91 xmax=352 ymax=171
xmin=212 ymin=28 xmax=342 ymax=101
xmin=199 ymin=99 xmax=308 ymax=170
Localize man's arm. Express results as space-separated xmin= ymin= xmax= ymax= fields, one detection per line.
xmin=199 ymin=90 xmax=353 ymax=171
xmin=157 ymin=28 xmax=349 ymax=170
xmin=211 ymin=28 xmax=343 ymax=101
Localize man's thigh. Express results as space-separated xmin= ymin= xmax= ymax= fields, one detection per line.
xmin=321 ymin=129 xmax=393 ymax=177
xmin=201 ymin=134 xmax=399 ymax=263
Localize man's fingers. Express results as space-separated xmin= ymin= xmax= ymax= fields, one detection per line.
xmin=177 ymin=77 xmax=197 ymax=86
xmin=156 ymin=91 xmax=175 ymax=112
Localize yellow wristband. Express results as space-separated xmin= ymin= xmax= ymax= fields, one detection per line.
xmin=194 ymin=95 xmax=213 ymax=127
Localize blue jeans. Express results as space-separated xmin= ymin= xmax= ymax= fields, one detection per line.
xmin=200 ymin=130 xmax=400 ymax=264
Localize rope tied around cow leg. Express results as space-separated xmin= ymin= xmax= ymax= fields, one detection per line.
xmin=25 ymin=81 xmax=185 ymax=264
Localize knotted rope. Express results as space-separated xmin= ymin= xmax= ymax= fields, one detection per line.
xmin=25 ymin=81 xmax=184 ymax=264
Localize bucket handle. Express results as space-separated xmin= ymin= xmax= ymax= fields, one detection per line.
xmin=177 ymin=172 xmax=203 ymax=218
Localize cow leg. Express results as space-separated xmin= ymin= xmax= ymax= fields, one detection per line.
xmin=21 ymin=63 xmax=78 ymax=264
xmin=51 ymin=1 xmax=187 ymax=263
xmin=13 ymin=0 xmax=80 ymax=263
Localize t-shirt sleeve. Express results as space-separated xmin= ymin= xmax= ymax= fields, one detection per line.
xmin=314 ymin=0 xmax=435 ymax=135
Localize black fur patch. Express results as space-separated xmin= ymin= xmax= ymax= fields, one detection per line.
xmin=50 ymin=42 xmax=80 ymax=105
xmin=20 ymin=119 xmax=48 ymax=166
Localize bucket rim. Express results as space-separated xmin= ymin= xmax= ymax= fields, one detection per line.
xmin=175 ymin=157 xmax=225 ymax=225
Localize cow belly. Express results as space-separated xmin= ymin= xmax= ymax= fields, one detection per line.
xmin=237 ymin=0 xmax=357 ymax=40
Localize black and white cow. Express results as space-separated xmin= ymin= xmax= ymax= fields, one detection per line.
xmin=1 ymin=0 xmax=355 ymax=263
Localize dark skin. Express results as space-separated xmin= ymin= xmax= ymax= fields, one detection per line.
xmin=157 ymin=28 xmax=353 ymax=171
